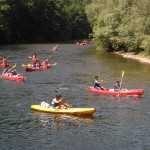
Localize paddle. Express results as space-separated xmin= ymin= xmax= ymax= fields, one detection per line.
xmin=117 ymin=71 xmax=125 ymax=97
xmin=41 ymin=54 xmax=52 ymax=65
xmin=7 ymin=64 xmax=16 ymax=73
xmin=120 ymin=70 xmax=124 ymax=90
xmin=51 ymin=62 xmax=57 ymax=66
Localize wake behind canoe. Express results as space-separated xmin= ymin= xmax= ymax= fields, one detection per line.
xmin=31 ymin=105 xmax=96 ymax=115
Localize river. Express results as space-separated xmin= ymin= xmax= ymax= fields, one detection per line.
xmin=0 ymin=44 xmax=150 ymax=150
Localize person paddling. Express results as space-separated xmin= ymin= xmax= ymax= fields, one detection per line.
xmin=52 ymin=45 xmax=58 ymax=52
xmin=2 ymin=68 xmax=8 ymax=74
xmin=114 ymin=81 xmax=122 ymax=91
xmin=2 ymin=57 xmax=9 ymax=67
xmin=51 ymin=93 xmax=70 ymax=109
xmin=36 ymin=61 xmax=41 ymax=68
xmin=32 ymin=62 xmax=36 ymax=68
xmin=10 ymin=70 xmax=18 ymax=76
xmin=93 ymin=76 xmax=105 ymax=90
xmin=114 ymin=80 xmax=127 ymax=92
xmin=42 ymin=59 xmax=49 ymax=67
xmin=32 ymin=53 xmax=38 ymax=63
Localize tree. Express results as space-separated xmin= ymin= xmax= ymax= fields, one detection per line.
xmin=86 ymin=0 xmax=150 ymax=53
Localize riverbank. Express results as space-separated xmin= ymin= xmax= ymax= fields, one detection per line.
xmin=113 ymin=51 xmax=150 ymax=64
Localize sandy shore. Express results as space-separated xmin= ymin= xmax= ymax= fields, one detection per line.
xmin=113 ymin=51 xmax=150 ymax=64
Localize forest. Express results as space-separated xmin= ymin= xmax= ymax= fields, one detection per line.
xmin=86 ymin=0 xmax=150 ymax=54
xmin=0 ymin=0 xmax=150 ymax=54
xmin=0 ymin=0 xmax=91 ymax=44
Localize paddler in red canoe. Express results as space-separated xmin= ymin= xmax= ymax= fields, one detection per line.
xmin=93 ymin=75 xmax=105 ymax=90
xmin=1 ymin=57 xmax=9 ymax=67
xmin=114 ymin=80 xmax=127 ymax=91
xmin=81 ymin=39 xmax=87 ymax=45
xmin=52 ymin=45 xmax=58 ymax=52
xmin=42 ymin=59 xmax=49 ymax=67
xmin=2 ymin=68 xmax=8 ymax=74
xmin=10 ymin=70 xmax=18 ymax=76
xmin=75 ymin=41 xmax=80 ymax=46
xmin=114 ymin=81 xmax=122 ymax=91
xmin=32 ymin=53 xmax=38 ymax=63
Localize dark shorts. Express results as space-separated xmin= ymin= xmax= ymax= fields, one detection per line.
xmin=94 ymin=85 xmax=102 ymax=90
xmin=51 ymin=103 xmax=59 ymax=109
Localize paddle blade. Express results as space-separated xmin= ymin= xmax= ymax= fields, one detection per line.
xmin=22 ymin=64 xmax=26 ymax=67
xmin=27 ymin=64 xmax=32 ymax=67
xmin=47 ymin=55 xmax=52 ymax=60
xmin=122 ymin=71 xmax=125 ymax=77
xmin=12 ymin=64 xmax=16 ymax=68
xmin=29 ymin=56 xmax=32 ymax=59
xmin=52 ymin=63 xmax=57 ymax=66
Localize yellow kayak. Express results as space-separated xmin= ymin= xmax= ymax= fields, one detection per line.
xmin=31 ymin=105 xmax=96 ymax=115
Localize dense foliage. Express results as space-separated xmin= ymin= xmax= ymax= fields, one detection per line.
xmin=0 ymin=0 xmax=91 ymax=44
xmin=86 ymin=0 xmax=150 ymax=54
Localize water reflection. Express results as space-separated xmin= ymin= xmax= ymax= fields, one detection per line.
xmin=115 ymin=96 xmax=143 ymax=104
xmin=32 ymin=111 xmax=95 ymax=129
xmin=87 ymin=94 xmax=143 ymax=105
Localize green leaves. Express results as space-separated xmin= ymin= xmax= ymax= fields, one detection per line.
xmin=0 ymin=0 xmax=91 ymax=44
xmin=86 ymin=0 xmax=150 ymax=54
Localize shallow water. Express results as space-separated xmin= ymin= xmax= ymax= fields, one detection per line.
xmin=0 ymin=44 xmax=150 ymax=150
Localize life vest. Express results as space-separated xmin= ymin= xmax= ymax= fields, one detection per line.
xmin=2 ymin=59 xmax=8 ymax=66
xmin=32 ymin=58 xmax=38 ymax=63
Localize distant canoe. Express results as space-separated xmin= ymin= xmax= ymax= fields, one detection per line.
xmin=25 ymin=64 xmax=52 ymax=72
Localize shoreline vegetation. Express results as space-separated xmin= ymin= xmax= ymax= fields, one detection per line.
xmin=113 ymin=51 xmax=150 ymax=64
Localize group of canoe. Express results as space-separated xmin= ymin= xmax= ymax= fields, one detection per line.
xmin=75 ymin=39 xmax=94 ymax=46
xmin=31 ymin=72 xmax=144 ymax=115
xmin=0 ymin=44 xmax=144 ymax=116
xmin=0 ymin=46 xmax=58 ymax=81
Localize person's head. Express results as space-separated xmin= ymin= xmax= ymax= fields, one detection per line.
xmin=116 ymin=81 xmax=120 ymax=84
xmin=33 ymin=53 xmax=36 ymax=57
xmin=95 ymin=76 xmax=98 ymax=80
xmin=56 ymin=93 xmax=62 ymax=100
xmin=3 ymin=57 xmax=6 ymax=59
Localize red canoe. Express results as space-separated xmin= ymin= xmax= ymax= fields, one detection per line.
xmin=25 ymin=64 xmax=52 ymax=72
xmin=87 ymin=86 xmax=144 ymax=96
xmin=2 ymin=73 xmax=25 ymax=81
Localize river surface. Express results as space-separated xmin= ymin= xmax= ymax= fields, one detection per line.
xmin=0 ymin=44 xmax=150 ymax=150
